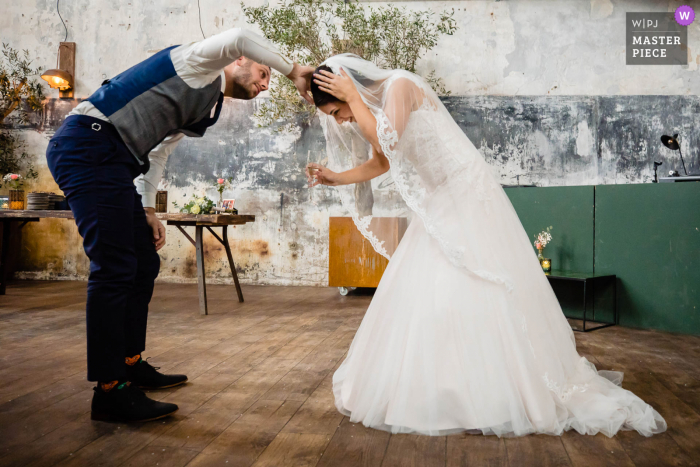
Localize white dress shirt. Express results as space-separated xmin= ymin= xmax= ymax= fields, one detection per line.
xmin=69 ymin=28 xmax=294 ymax=208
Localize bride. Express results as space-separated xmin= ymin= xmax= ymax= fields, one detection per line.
xmin=305 ymin=54 xmax=666 ymax=437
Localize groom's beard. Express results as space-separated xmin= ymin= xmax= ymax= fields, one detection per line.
xmin=229 ymin=68 xmax=257 ymax=100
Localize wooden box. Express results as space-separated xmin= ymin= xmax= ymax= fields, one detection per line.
xmin=329 ymin=217 xmax=407 ymax=289
xmin=155 ymin=191 xmax=168 ymax=213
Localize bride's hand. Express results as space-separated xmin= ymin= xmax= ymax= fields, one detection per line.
xmin=306 ymin=163 xmax=340 ymax=187
xmin=313 ymin=69 xmax=359 ymax=103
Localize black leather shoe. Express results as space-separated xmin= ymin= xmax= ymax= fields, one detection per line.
xmin=91 ymin=382 xmax=178 ymax=422
xmin=126 ymin=358 xmax=188 ymax=389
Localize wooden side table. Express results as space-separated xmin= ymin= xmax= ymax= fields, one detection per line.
xmin=158 ymin=213 xmax=255 ymax=315
xmin=544 ymin=270 xmax=618 ymax=332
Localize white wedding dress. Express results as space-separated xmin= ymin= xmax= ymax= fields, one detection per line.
xmin=319 ymin=55 xmax=667 ymax=438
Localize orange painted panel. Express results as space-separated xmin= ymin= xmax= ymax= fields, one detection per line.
xmin=328 ymin=217 xmax=407 ymax=288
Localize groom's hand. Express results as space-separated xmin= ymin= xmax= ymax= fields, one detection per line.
xmin=286 ymin=63 xmax=314 ymax=105
xmin=144 ymin=207 xmax=166 ymax=251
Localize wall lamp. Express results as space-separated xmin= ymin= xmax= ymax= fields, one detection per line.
xmin=41 ymin=42 xmax=75 ymax=99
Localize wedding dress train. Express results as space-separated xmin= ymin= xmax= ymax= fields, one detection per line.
xmin=333 ymin=214 xmax=666 ymax=437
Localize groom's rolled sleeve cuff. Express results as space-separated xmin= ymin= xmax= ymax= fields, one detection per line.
xmin=135 ymin=133 xmax=185 ymax=209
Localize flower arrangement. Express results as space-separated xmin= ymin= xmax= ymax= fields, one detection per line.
xmin=534 ymin=226 xmax=553 ymax=265
xmin=215 ymin=177 xmax=233 ymax=205
xmin=3 ymin=173 xmax=23 ymax=190
xmin=534 ymin=226 xmax=553 ymax=250
xmin=172 ymin=194 xmax=215 ymax=215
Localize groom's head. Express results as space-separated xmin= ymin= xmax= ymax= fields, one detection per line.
xmin=311 ymin=65 xmax=355 ymax=124
xmin=224 ymin=57 xmax=271 ymax=99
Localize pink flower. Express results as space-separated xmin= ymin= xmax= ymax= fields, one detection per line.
xmin=535 ymin=242 xmax=542 ymax=249
xmin=10 ymin=174 xmax=18 ymax=180
xmin=217 ymin=178 xmax=225 ymax=184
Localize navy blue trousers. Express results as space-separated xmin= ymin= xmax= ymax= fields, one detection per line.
xmin=46 ymin=115 xmax=160 ymax=382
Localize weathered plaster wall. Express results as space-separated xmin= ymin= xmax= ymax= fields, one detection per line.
xmin=3 ymin=0 xmax=699 ymax=286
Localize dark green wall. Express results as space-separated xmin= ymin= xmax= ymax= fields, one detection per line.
xmin=594 ymin=183 xmax=700 ymax=335
xmin=505 ymin=186 xmax=594 ymax=273
xmin=505 ymin=183 xmax=700 ymax=336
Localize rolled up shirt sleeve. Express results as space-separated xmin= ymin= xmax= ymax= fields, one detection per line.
xmin=135 ymin=133 xmax=186 ymax=209
xmin=181 ymin=28 xmax=294 ymax=77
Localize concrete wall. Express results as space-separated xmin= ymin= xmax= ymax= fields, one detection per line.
xmin=3 ymin=0 xmax=699 ymax=286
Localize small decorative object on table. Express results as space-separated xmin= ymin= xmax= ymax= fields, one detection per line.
xmin=48 ymin=193 xmax=65 ymax=209
xmin=0 ymin=196 xmax=8 ymax=209
xmin=534 ymin=226 xmax=553 ymax=271
xmin=27 ymin=192 xmax=50 ymax=210
xmin=155 ymin=191 xmax=168 ymax=213
xmin=9 ymin=190 xmax=24 ymax=210
xmin=220 ymin=199 xmax=237 ymax=214
xmin=172 ymin=194 xmax=215 ymax=214
xmin=4 ymin=173 xmax=26 ymax=210
xmin=215 ymin=177 xmax=233 ymax=207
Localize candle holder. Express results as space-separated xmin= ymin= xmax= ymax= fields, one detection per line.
xmin=0 ymin=196 xmax=8 ymax=210
xmin=541 ymin=258 xmax=552 ymax=273
xmin=9 ymin=189 xmax=25 ymax=210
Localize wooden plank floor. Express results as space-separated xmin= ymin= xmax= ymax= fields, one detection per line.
xmin=0 ymin=281 xmax=698 ymax=467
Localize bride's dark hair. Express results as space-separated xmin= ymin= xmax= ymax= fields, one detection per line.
xmin=311 ymin=65 xmax=341 ymax=107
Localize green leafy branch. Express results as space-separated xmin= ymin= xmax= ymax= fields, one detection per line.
xmin=1 ymin=43 xmax=45 ymax=187
xmin=242 ymin=0 xmax=457 ymax=132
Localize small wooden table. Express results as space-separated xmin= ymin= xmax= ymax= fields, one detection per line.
xmin=544 ymin=270 xmax=618 ymax=332
xmin=158 ymin=213 xmax=255 ymax=315
xmin=0 ymin=210 xmax=255 ymax=315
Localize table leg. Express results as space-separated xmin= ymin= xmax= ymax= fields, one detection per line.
xmin=613 ymin=276 xmax=618 ymax=325
xmin=582 ymin=280 xmax=588 ymax=332
xmin=0 ymin=220 xmax=11 ymax=295
xmin=195 ymin=225 xmax=208 ymax=315
xmin=222 ymin=226 xmax=244 ymax=302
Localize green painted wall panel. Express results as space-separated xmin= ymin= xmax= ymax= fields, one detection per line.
xmin=504 ymin=186 xmax=595 ymax=274
xmin=594 ymin=183 xmax=700 ymax=335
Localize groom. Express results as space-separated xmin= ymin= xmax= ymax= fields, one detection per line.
xmin=45 ymin=28 xmax=313 ymax=423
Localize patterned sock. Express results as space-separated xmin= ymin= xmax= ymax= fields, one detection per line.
xmin=125 ymin=354 xmax=141 ymax=366
xmin=99 ymin=380 xmax=119 ymax=392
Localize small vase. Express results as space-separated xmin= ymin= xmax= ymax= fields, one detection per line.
xmin=9 ymin=189 xmax=25 ymax=210
xmin=537 ymin=247 xmax=545 ymax=265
